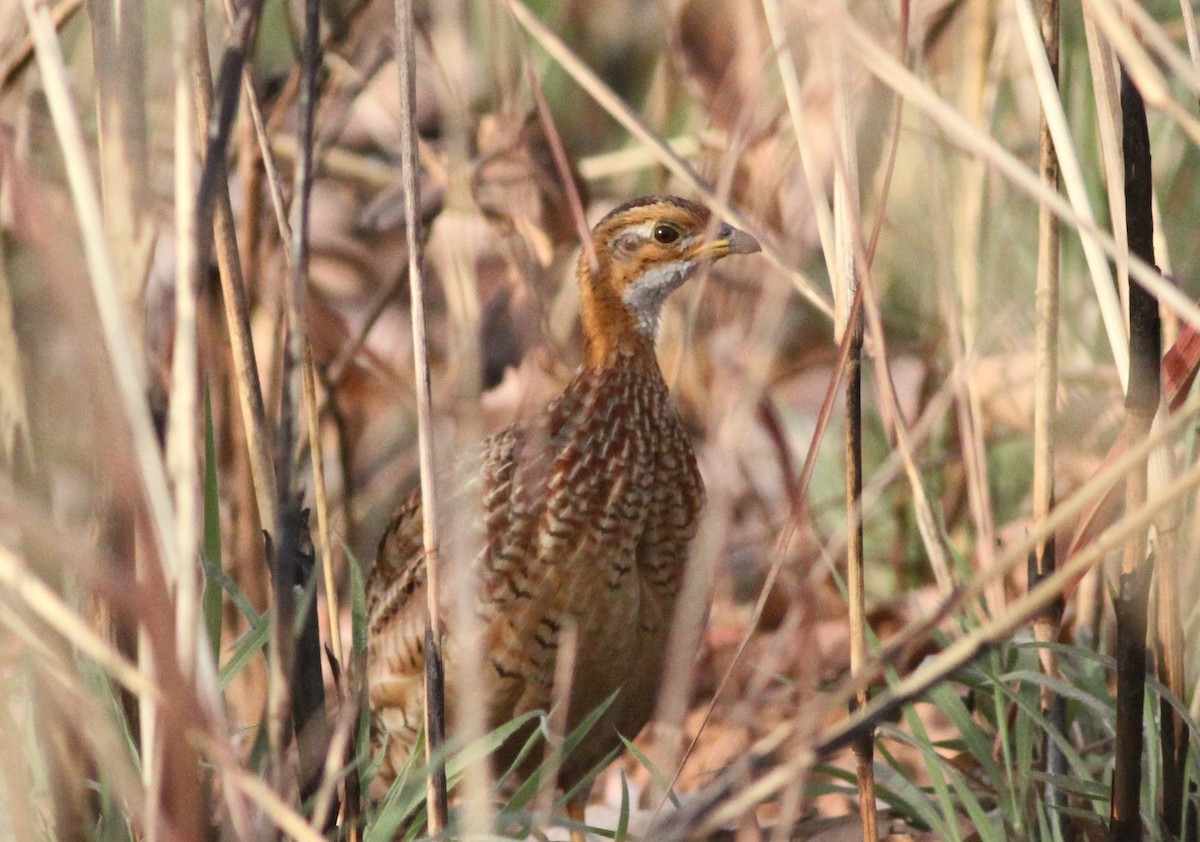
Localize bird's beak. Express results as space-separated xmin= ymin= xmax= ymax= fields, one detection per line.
xmin=694 ymin=222 xmax=761 ymax=259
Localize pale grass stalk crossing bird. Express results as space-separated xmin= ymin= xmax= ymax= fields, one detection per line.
xmin=366 ymin=195 xmax=760 ymax=838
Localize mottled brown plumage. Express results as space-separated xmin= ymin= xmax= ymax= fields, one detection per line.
xmin=366 ymin=195 xmax=759 ymax=823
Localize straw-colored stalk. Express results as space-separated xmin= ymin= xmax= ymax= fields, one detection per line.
xmin=395 ymin=0 xmax=449 ymax=830
xmin=301 ymin=348 xmax=344 ymax=672
xmin=1074 ymin=0 xmax=1127 ymax=644
xmin=0 ymin=543 xmax=160 ymax=701
xmin=87 ymin=0 xmax=153 ymax=358
xmin=188 ymin=0 xmax=278 ymax=537
xmin=168 ymin=0 xmax=202 ymax=683
xmin=1149 ymin=420 xmax=1187 ymax=833
xmin=952 ymin=0 xmax=1000 ymax=618
xmin=1030 ymin=0 xmax=1066 ymax=827
xmin=1182 ymin=0 xmax=1200 ymax=68
xmin=828 ymin=14 xmax=876 ymax=840
xmin=425 ymin=7 xmax=489 ymax=814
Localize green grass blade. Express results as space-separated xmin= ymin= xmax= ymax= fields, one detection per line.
xmin=202 ymin=385 xmax=222 ymax=663
xmin=219 ymin=611 xmax=269 ymax=688
xmin=347 ymin=541 xmax=367 ymax=661
xmin=368 ymin=731 xmax=427 ymax=842
xmin=615 ymin=769 xmax=630 ymax=841
xmin=371 ymin=711 xmax=545 ymax=840
xmin=619 ymin=736 xmax=680 ymax=808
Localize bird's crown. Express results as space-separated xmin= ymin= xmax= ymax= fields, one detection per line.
xmin=578 ymin=195 xmax=760 ymax=366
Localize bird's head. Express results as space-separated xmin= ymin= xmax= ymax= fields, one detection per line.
xmin=577 ymin=195 xmax=760 ymax=366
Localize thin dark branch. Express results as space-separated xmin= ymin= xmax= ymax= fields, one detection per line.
xmin=290 ymin=512 xmax=329 ymax=807
xmin=845 ymin=312 xmax=875 ymax=841
xmin=268 ymin=0 xmax=323 ymax=802
xmin=1121 ymin=72 xmax=1159 ymax=418
xmin=195 ymin=0 xmax=266 ymax=266
xmin=1108 ymin=61 xmax=1158 ymax=842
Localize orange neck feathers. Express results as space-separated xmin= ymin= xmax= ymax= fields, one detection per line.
xmin=578 ymin=255 xmax=657 ymax=369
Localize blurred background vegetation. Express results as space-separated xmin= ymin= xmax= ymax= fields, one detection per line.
xmin=1 ymin=0 xmax=1199 ymax=838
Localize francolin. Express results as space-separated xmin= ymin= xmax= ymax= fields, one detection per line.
xmin=366 ymin=195 xmax=760 ymax=835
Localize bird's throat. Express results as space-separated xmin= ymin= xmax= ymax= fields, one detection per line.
xmin=621 ymin=260 xmax=691 ymax=339
xmin=580 ymin=277 xmax=656 ymax=369
xmin=579 ymin=261 xmax=691 ymax=369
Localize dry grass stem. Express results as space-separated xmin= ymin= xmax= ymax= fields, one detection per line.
xmin=652 ymin=475 xmax=736 ymax=807
xmin=818 ymin=382 xmax=1200 ymax=758
xmin=828 ymin=17 xmax=876 ymax=840
xmin=1082 ymin=6 xmax=1129 ymax=322
xmin=576 ymin=134 xmax=704 ymax=181
xmin=303 ymin=344 xmax=344 ymax=672
xmin=19 ymin=0 xmax=178 ymax=575
xmin=1032 ymin=0 xmax=1061 ymax=647
xmin=508 ymin=14 xmax=597 ymax=274
xmin=395 ymin=0 xmax=448 ymax=829
xmin=307 ymin=696 xmax=360 ymax=832
xmin=533 ymin=620 xmax=578 ymax=829
xmin=189 ymin=0 xmax=278 ymax=534
xmin=653 ymin=217 xmax=794 ymax=819
xmin=862 ymin=278 xmax=956 ymax=594
xmin=651 ymin=282 xmax=866 ymax=834
xmin=222 ymin=764 xmax=330 ymax=842
xmin=947 ymin=1 xmax=1001 ymax=618
xmin=1111 ymin=0 xmax=1200 ymax=91
xmin=0 ymin=0 xmax=83 ymax=94
xmin=760 ymin=0 xmax=837 ymax=288
xmin=1015 ymin=0 xmax=1129 ymax=389
xmin=169 ymin=0 xmax=202 ymax=678
xmin=87 ymin=0 xmax=153 ymax=350
xmin=0 ymin=543 xmax=161 ymax=702
xmin=1148 ymin=417 xmax=1187 ymax=831
xmin=1031 ymin=0 xmax=1065 ymax=826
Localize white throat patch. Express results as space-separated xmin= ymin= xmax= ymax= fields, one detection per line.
xmin=621 ymin=260 xmax=695 ymax=337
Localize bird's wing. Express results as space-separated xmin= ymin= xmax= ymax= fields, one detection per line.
xmin=365 ymin=486 xmax=429 ymax=772
xmin=365 ymin=420 xmax=535 ymax=696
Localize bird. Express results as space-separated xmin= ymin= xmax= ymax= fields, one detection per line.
xmin=366 ymin=194 xmax=760 ymax=837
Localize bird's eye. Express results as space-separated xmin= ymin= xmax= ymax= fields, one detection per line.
xmin=653 ymin=224 xmax=681 ymax=244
